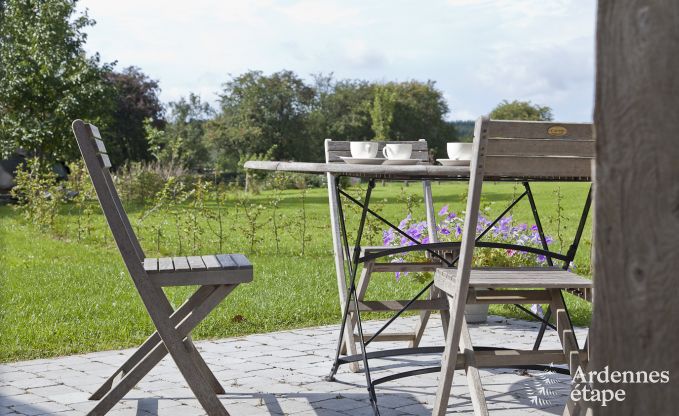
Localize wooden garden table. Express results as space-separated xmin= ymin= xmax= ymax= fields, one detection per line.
xmin=244 ymin=160 xmax=591 ymax=415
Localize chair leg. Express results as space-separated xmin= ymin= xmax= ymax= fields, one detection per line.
xmin=549 ymin=290 xmax=579 ymax=374
xmin=460 ymin=319 xmax=489 ymax=416
xmin=433 ymin=291 xmax=467 ymax=416
xmin=409 ymin=284 xmax=438 ymax=348
xmin=185 ymin=336 xmax=226 ymax=394
xmin=87 ymin=285 xmax=235 ymax=416
xmin=144 ymin=289 xmax=229 ymax=415
xmin=345 ymin=262 xmax=372 ymax=371
xmin=90 ymin=285 xmax=219 ymax=400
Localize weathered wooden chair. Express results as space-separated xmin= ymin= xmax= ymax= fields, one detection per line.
xmin=432 ymin=117 xmax=593 ymax=416
xmin=72 ymin=120 xmax=252 ymax=416
xmin=324 ymin=139 xmax=453 ymax=371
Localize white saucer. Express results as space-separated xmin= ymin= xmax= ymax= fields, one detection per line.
xmin=383 ymin=159 xmax=420 ymax=165
xmin=437 ymin=159 xmax=471 ymax=166
xmin=339 ymin=156 xmax=386 ymax=165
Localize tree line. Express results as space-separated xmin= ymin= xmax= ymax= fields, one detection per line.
xmin=0 ymin=0 xmax=552 ymax=174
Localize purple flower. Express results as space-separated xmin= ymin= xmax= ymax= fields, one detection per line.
xmin=455 ymin=225 xmax=463 ymax=237
xmin=439 ymin=227 xmax=451 ymax=235
xmin=383 ymin=229 xmax=395 ymax=246
xmin=438 ymin=205 xmax=449 ymax=216
xmin=447 ymin=212 xmax=457 ymax=220
xmin=398 ymin=214 xmax=412 ymax=230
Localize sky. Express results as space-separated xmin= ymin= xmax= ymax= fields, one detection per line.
xmin=78 ymin=0 xmax=597 ymax=121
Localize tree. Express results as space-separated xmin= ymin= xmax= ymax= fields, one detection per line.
xmin=148 ymin=93 xmax=212 ymax=170
xmin=307 ymin=76 xmax=374 ymax=144
xmin=0 ymin=0 xmax=114 ymax=161
xmin=489 ymin=100 xmax=553 ymax=121
xmin=105 ymin=66 xmax=165 ymax=165
xmin=388 ymin=80 xmax=455 ymax=157
xmin=370 ymin=85 xmax=397 ymax=140
xmin=207 ymin=70 xmax=316 ymax=170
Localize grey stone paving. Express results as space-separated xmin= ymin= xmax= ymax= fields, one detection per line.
xmin=0 ymin=315 xmax=587 ymax=415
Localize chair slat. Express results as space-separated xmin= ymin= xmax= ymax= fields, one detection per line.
xmin=326 ymin=141 xmax=428 ymax=151
xmin=94 ymin=138 xmax=107 ymax=154
xmin=486 ymin=138 xmax=594 ymax=158
xmin=327 ymin=151 xmax=430 ymax=163
xmin=187 ymin=256 xmax=206 ymax=270
xmin=89 ymin=124 xmax=102 ymax=139
xmin=172 ymin=257 xmax=190 ymax=271
xmin=143 ymin=258 xmax=158 ymax=273
xmin=483 ymin=156 xmax=591 ymax=179
xmin=216 ymin=254 xmax=237 ymax=269
xmin=201 ymin=255 xmax=221 ymax=270
xmin=487 ymin=121 xmax=592 ymax=141
xmin=100 ymin=154 xmax=112 ymax=168
xmin=158 ymin=257 xmax=174 ymax=271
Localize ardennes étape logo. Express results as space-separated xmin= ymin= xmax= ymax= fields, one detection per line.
xmin=547 ymin=126 xmax=568 ymax=136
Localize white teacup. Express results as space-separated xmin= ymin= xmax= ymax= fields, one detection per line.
xmin=350 ymin=141 xmax=378 ymax=158
xmin=382 ymin=143 xmax=413 ymax=160
xmin=447 ymin=143 xmax=473 ymax=160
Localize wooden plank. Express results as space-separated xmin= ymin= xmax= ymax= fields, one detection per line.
xmin=99 ymin=154 xmax=112 ymax=168
xmin=371 ymin=262 xmax=442 ymax=272
xmin=468 ymin=289 xmax=552 ymax=304
xmin=172 ymin=256 xmax=190 ymax=271
xmin=229 ymin=253 xmax=252 ymax=269
xmin=593 ymin=3 xmax=679 ymax=415
xmin=326 ymin=140 xmax=429 ymax=151
xmin=472 ymin=349 xmax=570 ymax=368
xmin=243 ymin=161 xmax=473 ymax=181
xmin=355 ymin=332 xmax=416 ymax=342
xmin=215 ymin=254 xmax=236 ymax=269
xmin=158 ymin=257 xmax=174 ymax=272
xmin=486 ymin=138 xmax=595 ymax=158
xmin=94 ymin=138 xmax=107 ymax=154
xmin=149 ymin=268 xmax=253 ymax=286
xmin=487 ymin=120 xmax=592 ymax=141
xmin=327 ymin=151 xmax=430 ymax=163
xmin=434 ymin=268 xmax=593 ymax=292
xmin=143 ymin=258 xmax=158 ymax=273
xmin=187 ymin=256 xmax=206 ymax=270
xmin=483 ymin=155 xmax=592 ymax=179
xmin=352 ymin=299 xmax=448 ymax=312
xmin=89 ymin=123 xmax=101 ymax=138
xmin=201 ymin=255 xmax=221 ymax=270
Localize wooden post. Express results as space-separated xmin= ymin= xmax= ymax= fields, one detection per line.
xmin=592 ymin=1 xmax=679 ymax=414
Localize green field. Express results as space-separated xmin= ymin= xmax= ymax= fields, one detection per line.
xmin=0 ymin=181 xmax=592 ymax=362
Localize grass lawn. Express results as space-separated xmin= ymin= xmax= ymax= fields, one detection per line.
xmin=0 ymin=181 xmax=592 ymax=362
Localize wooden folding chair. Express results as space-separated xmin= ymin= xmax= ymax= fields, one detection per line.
xmin=72 ymin=120 xmax=253 ymax=416
xmin=432 ymin=117 xmax=594 ymax=416
xmin=324 ymin=139 xmax=453 ymax=371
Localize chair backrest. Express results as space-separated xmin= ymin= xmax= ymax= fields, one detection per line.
xmin=71 ymin=120 xmax=146 ymax=276
xmin=324 ymin=139 xmax=430 ymax=163
xmin=450 ymin=117 xmax=594 ymax=298
xmin=476 ymin=118 xmax=594 ymax=180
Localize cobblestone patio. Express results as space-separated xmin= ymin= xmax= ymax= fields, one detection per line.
xmin=0 ymin=315 xmax=587 ymax=415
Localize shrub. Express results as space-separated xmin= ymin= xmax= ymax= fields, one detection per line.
xmin=10 ymin=158 xmax=64 ymax=231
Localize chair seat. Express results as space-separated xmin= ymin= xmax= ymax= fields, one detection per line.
xmin=143 ymin=254 xmax=253 ymax=286
xmin=435 ymin=267 xmax=592 ymax=293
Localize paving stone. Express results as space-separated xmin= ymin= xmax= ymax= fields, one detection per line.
xmin=0 ymin=315 xmax=580 ymax=415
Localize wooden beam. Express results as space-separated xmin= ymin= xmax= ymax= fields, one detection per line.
xmin=592 ymin=1 xmax=679 ymax=414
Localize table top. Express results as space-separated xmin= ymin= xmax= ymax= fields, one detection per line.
xmin=244 ymin=160 xmax=592 ymax=182
xmin=244 ymin=160 xmax=471 ymax=180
